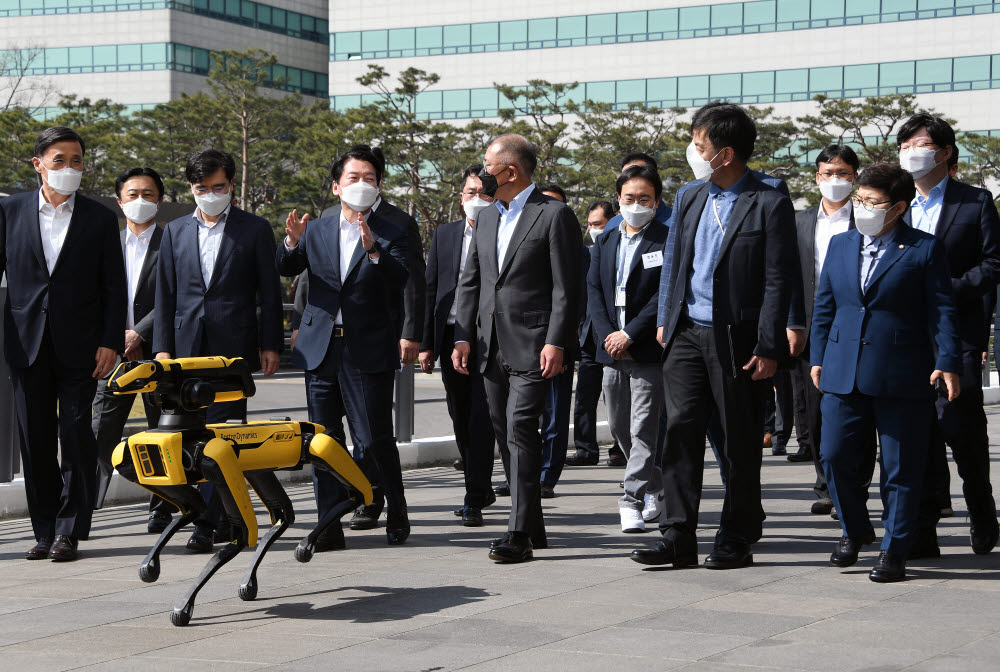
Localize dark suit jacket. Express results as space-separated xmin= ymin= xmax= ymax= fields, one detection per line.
xmin=454 ymin=186 xmax=581 ymax=373
xmin=0 ymin=190 xmax=126 ymax=369
xmin=810 ymin=225 xmax=961 ymax=397
xmin=421 ymin=218 xmax=466 ymax=358
xmin=153 ymin=206 xmax=283 ymax=371
xmin=122 ymin=225 xmax=162 ymax=357
xmin=323 ymin=198 xmax=425 ymax=341
xmin=901 ymin=178 xmax=1000 ymax=353
xmin=588 ymin=220 xmax=668 ymax=365
xmin=659 ymin=174 xmax=799 ymax=376
xmin=277 ymin=205 xmax=409 ymax=373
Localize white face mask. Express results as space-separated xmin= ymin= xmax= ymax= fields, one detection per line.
xmin=686 ymin=142 xmax=723 ymax=181
xmin=854 ymin=204 xmax=896 ymax=237
xmin=43 ymin=166 xmax=83 ymax=195
xmin=463 ymin=197 xmax=491 ymax=221
xmin=819 ymin=177 xmax=854 ymax=203
xmin=339 ymin=181 xmax=379 ymax=211
xmin=121 ymin=197 xmax=159 ymax=224
xmin=899 ymin=147 xmax=941 ymax=180
xmin=619 ymin=203 xmax=655 ymax=229
xmin=194 ymin=190 xmax=231 ymax=217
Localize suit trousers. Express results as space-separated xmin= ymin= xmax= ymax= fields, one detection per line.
xmin=821 ymin=392 xmax=932 ymax=556
xmin=12 ymin=330 xmax=99 ymax=541
xmin=483 ymin=342 xmax=547 ymax=544
xmin=604 ymin=358 xmax=664 ymax=509
xmin=307 ymin=335 xmax=404 ymax=520
xmin=763 ymin=369 xmax=794 ymax=447
xmin=439 ymin=325 xmax=496 ymax=509
xmin=572 ymin=333 xmax=604 ymax=458
xmin=660 ymin=321 xmax=766 ymax=545
xmin=540 ymin=365 xmax=573 ymax=487
xmin=920 ymin=350 xmax=996 ymax=527
xmin=91 ymin=368 xmax=164 ymax=510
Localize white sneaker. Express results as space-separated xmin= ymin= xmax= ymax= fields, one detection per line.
xmin=642 ymin=491 xmax=664 ymax=523
xmin=620 ymin=507 xmax=645 ymax=533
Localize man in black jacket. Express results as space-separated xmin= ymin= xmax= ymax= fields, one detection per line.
xmin=0 ymin=126 xmax=126 ymax=562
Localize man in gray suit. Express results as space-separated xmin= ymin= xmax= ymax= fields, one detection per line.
xmin=452 ymin=134 xmax=581 ymax=563
xmin=90 ymin=167 xmax=167 ymax=528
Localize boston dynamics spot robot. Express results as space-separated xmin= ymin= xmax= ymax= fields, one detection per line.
xmin=109 ymin=356 xmax=373 ymax=626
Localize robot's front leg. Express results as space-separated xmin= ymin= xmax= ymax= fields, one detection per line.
xmin=171 ymin=441 xmax=255 ymax=626
xmin=137 ymin=485 xmax=207 ymax=583
xmin=238 ymin=471 xmax=295 ymax=601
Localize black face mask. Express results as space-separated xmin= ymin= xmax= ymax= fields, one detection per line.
xmin=478 ymin=166 xmax=507 ymax=198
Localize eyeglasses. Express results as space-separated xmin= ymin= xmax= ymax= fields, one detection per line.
xmin=44 ymin=157 xmax=83 ymax=169
xmin=850 ymin=195 xmax=892 ymax=212
xmin=818 ymin=171 xmax=855 ymax=180
xmin=899 ymin=140 xmax=938 ymax=151
xmin=193 ymin=186 xmax=230 ymax=195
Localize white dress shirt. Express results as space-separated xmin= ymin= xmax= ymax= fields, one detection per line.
xmin=335 ymin=212 xmax=363 ymax=325
xmin=124 ymin=224 xmax=156 ymax=330
xmin=195 ymin=204 xmax=230 ymax=285
xmin=815 ymin=200 xmax=853 ymax=281
xmin=447 ymin=220 xmax=474 ymax=325
xmin=495 ymin=183 xmax=535 ymax=266
xmin=38 ymin=190 xmax=75 ymax=275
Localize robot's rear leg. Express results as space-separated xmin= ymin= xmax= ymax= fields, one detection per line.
xmin=294 ymin=497 xmax=357 ymax=563
xmin=238 ymin=471 xmax=295 ymax=601
xmin=137 ymin=485 xmax=206 ymax=583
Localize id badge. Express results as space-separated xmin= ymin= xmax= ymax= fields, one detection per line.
xmin=615 ymin=286 xmax=627 ymax=306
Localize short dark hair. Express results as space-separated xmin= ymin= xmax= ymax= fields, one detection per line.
xmin=185 ymin=149 xmax=236 ymax=184
xmin=588 ymin=200 xmax=615 ymax=220
xmin=492 ymin=134 xmax=538 ymax=176
xmin=620 ymin=152 xmax=658 ymax=172
xmin=896 ymin=113 xmax=956 ymax=161
xmin=331 ymin=145 xmax=384 ymax=185
xmin=616 ymin=164 xmax=663 ymax=202
xmin=115 ymin=167 xmax=165 ymax=200
xmin=857 ymin=163 xmax=915 ymax=206
xmin=690 ymin=102 xmax=756 ymax=162
xmin=815 ymin=144 xmax=860 ymax=173
xmin=33 ymin=126 xmax=85 ymax=158
xmin=539 ymin=183 xmax=567 ymax=202
xmin=948 ymin=146 xmax=959 ymax=168
xmin=462 ymin=164 xmax=484 ymax=183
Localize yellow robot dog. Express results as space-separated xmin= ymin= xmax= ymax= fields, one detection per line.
xmin=109 ymin=356 xmax=373 ymax=626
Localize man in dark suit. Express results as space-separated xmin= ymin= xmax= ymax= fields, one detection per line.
xmin=320 ymin=144 xmax=426 ymax=525
xmin=452 ymin=134 xmax=581 ymax=563
xmin=419 ymin=164 xmax=497 ymax=526
xmin=0 ymin=126 xmax=126 ymax=561
xmin=588 ymin=164 xmax=669 ymax=532
xmin=788 ymin=144 xmax=876 ymax=517
xmin=279 ymin=145 xmax=411 ymax=548
xmin=154 ymin=149 xmax=283 ymax=552
xmin=632 ymin=103 xmax=800 ymax=569
xmin=896 ymin=115 xmax=1000 ymax=557
xmin=90 ymin=167 xmax=170 ymax=530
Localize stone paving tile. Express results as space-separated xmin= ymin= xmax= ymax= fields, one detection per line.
xmin=141 ymin=629 xmax=369 ymax=664
xmin=774 ymin=618 xmax=991 ymax=655
xmin=541 ymin=625 xmax=755 ymax=660
xmin=81 ymin=656 xmax=270 ymax=671
xmin=269 ymin=638 xmax=518 ymax=672
xmin=460 ymin=649 xmax=689 ymax=671
xmin=618 ymin=605 xmax=821 ymax=639
xmin=704 ymin=639 xmax=930 ymax=672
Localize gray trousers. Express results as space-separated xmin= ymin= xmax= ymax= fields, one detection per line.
xmin=604 ymin=358 xmax=664 ymax=509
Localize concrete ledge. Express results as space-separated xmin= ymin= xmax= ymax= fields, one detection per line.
xmin=0 ymin=421 xmax=612 ymax=520
xmin=985 ymin=386 xmax=1000 ymax=405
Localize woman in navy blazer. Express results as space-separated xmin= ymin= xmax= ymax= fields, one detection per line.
xmin=810 ymin=163 xmax=961 ymax=583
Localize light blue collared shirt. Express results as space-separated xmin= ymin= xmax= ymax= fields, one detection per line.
xmin=615 ymin=220 xmax=648 ymax=333
xmin=859 ymin=226 xmax=898 ymax=292
xmin=910 ymin=175 xmax=949 ymax=236
xmin=685 ymin=171 xmax=750 ymax=326
xmin=193 ymin=203 xmax=231 ymax=285
xmin=495 ymin=183 xmax=535 ymax=266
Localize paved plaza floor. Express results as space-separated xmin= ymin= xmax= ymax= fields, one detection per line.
xmin=1 ymin=411 xmax=999 ymax=671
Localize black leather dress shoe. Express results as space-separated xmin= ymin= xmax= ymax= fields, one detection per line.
xmin=811 ymin=499 xmax=834 ymax=515
xmin=148 ymin=513 xmax=172 ymax=535
xmin=771 ymin=445 xmax=787 ymax=456
xmin=185 ymin=528 xmax=214 ymax=553
xmin=630 ymin=537 xmax=698 ymax=567
xmin=908 ymin=528 xmax=941 ymax=560
xmin=386 ymin=507 xmax=410 ymax=545
xmin=25 ymin=538 xmax=52 ymax=560
xmin=490 ymin=531 xmax=545 ymax=550
xmin=830 ymin=528 xmax=876 ymax=567
xmin=462 ymin=507 xmax=484 ymax=527
xmin=607 ymin=453 xmax=627 ymax=467
xmin=540 ymin=485 xmax=555 ymax=499
xmin=786 ymin=450 xmax=812 ymax=463
xmin=493 ymin=483 xmax=510 ymax=497
xmin=564 ymin=451 xmax=599 ymax=466
xmin=314 ymin=524 xmax=346 ymax=552
xmin=489 ymin=532 xmax=533 ymax=563
xmin=704 ymin=541 xmax=753 ymax=569
xmin=489 ymin=532 xmax=513 ymax=550
xmin=869 ymin=551 xmax=906 ymax=582
xmin=971 ymin=517 xmax=999 ymax=555
xmin=453 ymin=459 xmax=464 ymax=472
xmin=350 ymin=503 xmax=383 ymax=530
xmin=49 ymin=535 xmax=79 ymax=562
